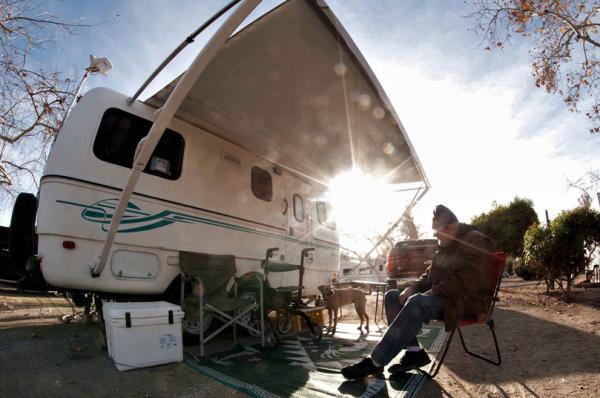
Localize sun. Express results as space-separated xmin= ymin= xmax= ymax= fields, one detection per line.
xmin=326 ymin=170 xmax=396 ymax=251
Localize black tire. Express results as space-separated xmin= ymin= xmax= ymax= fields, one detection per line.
xmin=248 ymin=318 xmax=262 ymax=338
xmin=181 ymin=312 xmax=215 ymax=346
xmin=308 ymin=321 xmax=323 ymax=342
xmin=183 ymin=331 xmax=201 ymax=346
xmin=276 ymin=313 xmax=293 ymax=334
xmin=8 ymin=193 xmax=37 ymax=271
xmin=69 ymin=292 xmax=88 ymax=308
xmin=265 ymin=322 xmax=279 ymax=348
xmin=266 ymin=330 xmax=279 ymax=348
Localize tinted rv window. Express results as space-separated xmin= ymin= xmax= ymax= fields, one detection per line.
xmin=316 ymin=201 xmax=327 ymax=224
xmin=293 ymin=194 xmax=304 ymax=222
xmin=251 ymin=166 xmax=272 ymax=201
xmin=93 ymin=108 xmax=184 ymax=180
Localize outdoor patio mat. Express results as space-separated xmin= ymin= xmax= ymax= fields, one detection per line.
xmin=185 ymin=322 xmax=447 ymax=398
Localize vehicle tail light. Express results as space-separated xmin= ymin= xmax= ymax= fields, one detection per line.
xmin=387 ymin=254 xmax=394 ymax=275
xmin=62 ymin=240 xmax=76 ymax=249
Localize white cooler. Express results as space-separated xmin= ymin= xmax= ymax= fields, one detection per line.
xmin=103 ymin=301 xmax=184 ymax=371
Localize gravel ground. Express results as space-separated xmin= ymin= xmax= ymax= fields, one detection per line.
xmin=341 ymin=281 xmax=600 ymax=398
xmin=1 ymin=281 xmax=599 ymax=398
xmin=0 ymin=286 xmax=235 ymax=398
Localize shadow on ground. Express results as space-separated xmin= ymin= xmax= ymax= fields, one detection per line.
xmin=0 ymin=323 xmax=227 ymax=398
xmin=2 ymin=302 xmax=599 ymax=398
xmin=421 ymin=307 xmax=600 ymax=397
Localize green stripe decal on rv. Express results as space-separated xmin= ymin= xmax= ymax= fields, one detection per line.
xmin=56 ymin=198 xmax=338 ymax=250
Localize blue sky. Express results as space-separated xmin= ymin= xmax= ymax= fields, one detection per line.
xmin=2 ymin=0 xmax=599 ymax=243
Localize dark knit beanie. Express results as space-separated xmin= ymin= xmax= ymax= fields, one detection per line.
xmin=432 ymin=204 xmax=458 ymax=230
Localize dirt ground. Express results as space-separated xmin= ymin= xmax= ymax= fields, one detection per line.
xmin=0 ymin=286 xmax=235 ymax=398
xmin=420 ymin=280 xmax=600 ymax=398
xmin=1 ymin=280 xmax=599 ymax=398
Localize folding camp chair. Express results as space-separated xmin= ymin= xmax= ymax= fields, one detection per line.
xmin=179 ymin=252 xmax=265 ymax=356
xmin=425 ymin=251 xmax=507 ymax=378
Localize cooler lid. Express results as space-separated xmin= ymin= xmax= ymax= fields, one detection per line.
xmin=103 ymin=301 xmax=184 ymax=321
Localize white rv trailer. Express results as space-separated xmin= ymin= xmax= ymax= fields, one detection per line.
xmin=31 ymin=0 xmax=429 ymax=300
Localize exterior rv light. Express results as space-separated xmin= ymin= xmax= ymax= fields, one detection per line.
xmin=88 ymin=55 xmax=113 ymax=76
xmin=149 ymin=156 xmax=171 ymax=175
xmin=62 ymin=240 xmax=76 ymax=249
xmin=63 ymin=54 xmax=113 ymax=120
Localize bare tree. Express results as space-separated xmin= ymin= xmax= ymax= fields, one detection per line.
xmin=0 ymin=0 xmax=86 ymax=199
xmin=468 ymin=1 xmax=600 ymax=132
xmin=567 ymin=169 xmax=600 ymax=207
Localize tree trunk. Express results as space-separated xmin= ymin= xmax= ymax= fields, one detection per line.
xmin=544 ymin=277 xmax=552 ymax=293
xmin=565 ymin=277 xmax=572 ymax=301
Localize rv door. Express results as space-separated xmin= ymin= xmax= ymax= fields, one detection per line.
xmin=283 ymin=173 xmax=312 ymax=262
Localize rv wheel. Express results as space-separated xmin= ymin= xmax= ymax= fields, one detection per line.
xmin=8 ymin=193 xmax=37 ymax=271
xmin=182 ymin=314 xmax=213 ymax=335
xmin=182 ymin=314 xmax=213 ymax=346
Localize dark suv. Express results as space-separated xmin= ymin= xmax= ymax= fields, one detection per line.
xmin=386 ymin=239 xmax=438 ymax=283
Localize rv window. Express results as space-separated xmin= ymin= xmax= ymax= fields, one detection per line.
xmin=251 ymin=166 xmax=272 ymax=201
xmin=93 ymin=108 xmax=184 ymax=180
xmin=326 ymin=203 xmax=336 ymax=228
xmin=316 ymin=201 xmax=327 ymax=224
xmin=293 ymin=194 xmax=304 ymax=222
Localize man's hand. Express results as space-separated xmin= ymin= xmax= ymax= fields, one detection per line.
xmin=399 ymin=287 xmax=417 ymax=305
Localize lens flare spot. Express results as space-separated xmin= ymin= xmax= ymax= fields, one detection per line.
xmin=333 ymin=62 xmax=347 ymax=77
xmin=383 ymin=142 xmax=396 ymax=156
xmin=359 ymin=94 xmax=371 ymax=109
xmin=372 ymin=106 xmax=385 ymax=119
xmin=315 ymin=135 xmax=328 ymax=146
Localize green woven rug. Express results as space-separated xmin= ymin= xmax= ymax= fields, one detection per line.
xmin=185 ymin=322 xmax=447 ymax=398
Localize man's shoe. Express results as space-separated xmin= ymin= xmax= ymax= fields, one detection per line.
xmin=341 ymin=358 xmax=383 ymax=379
xmin=388 ymin=350 xmax=431 ymax=375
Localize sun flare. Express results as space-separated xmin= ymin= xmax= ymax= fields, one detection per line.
xmin=326 ymin=170 xmax=400 ymax=251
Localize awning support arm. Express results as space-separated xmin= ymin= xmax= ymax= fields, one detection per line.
xmin=354 ymin=185 xmax=429 ymax=269
xmin=91 ymin=0 xmax=262 ymax=277
xmin=127 ymin=0 xmax=244 ymax=105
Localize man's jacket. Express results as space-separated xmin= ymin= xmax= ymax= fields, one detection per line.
xmin=413 ymin=224 xmax=493 ymax=331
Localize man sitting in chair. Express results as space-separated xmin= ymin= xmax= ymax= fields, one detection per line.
xmin=341 ymin=205 xmax=493 ymax=379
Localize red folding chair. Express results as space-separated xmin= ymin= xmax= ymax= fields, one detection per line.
xmin=426 ymin=251 xmax=507 ymax=378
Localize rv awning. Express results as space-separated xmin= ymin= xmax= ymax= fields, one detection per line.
xmin=146 ymin=0 xmax=428 ymax=187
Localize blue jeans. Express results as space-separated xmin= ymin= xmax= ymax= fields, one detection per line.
xmin=371 ymin=290 xmax=443 ymax=366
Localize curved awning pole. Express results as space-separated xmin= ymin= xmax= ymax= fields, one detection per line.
xmin=91 ymin=0 xmax=262 ymax=277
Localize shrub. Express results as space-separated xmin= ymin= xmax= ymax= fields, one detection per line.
xmin=513 ymin=258 xmax=537 ymax=281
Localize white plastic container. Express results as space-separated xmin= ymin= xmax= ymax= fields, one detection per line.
xmin=103 ymin=301 xmax=184 ymax=371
